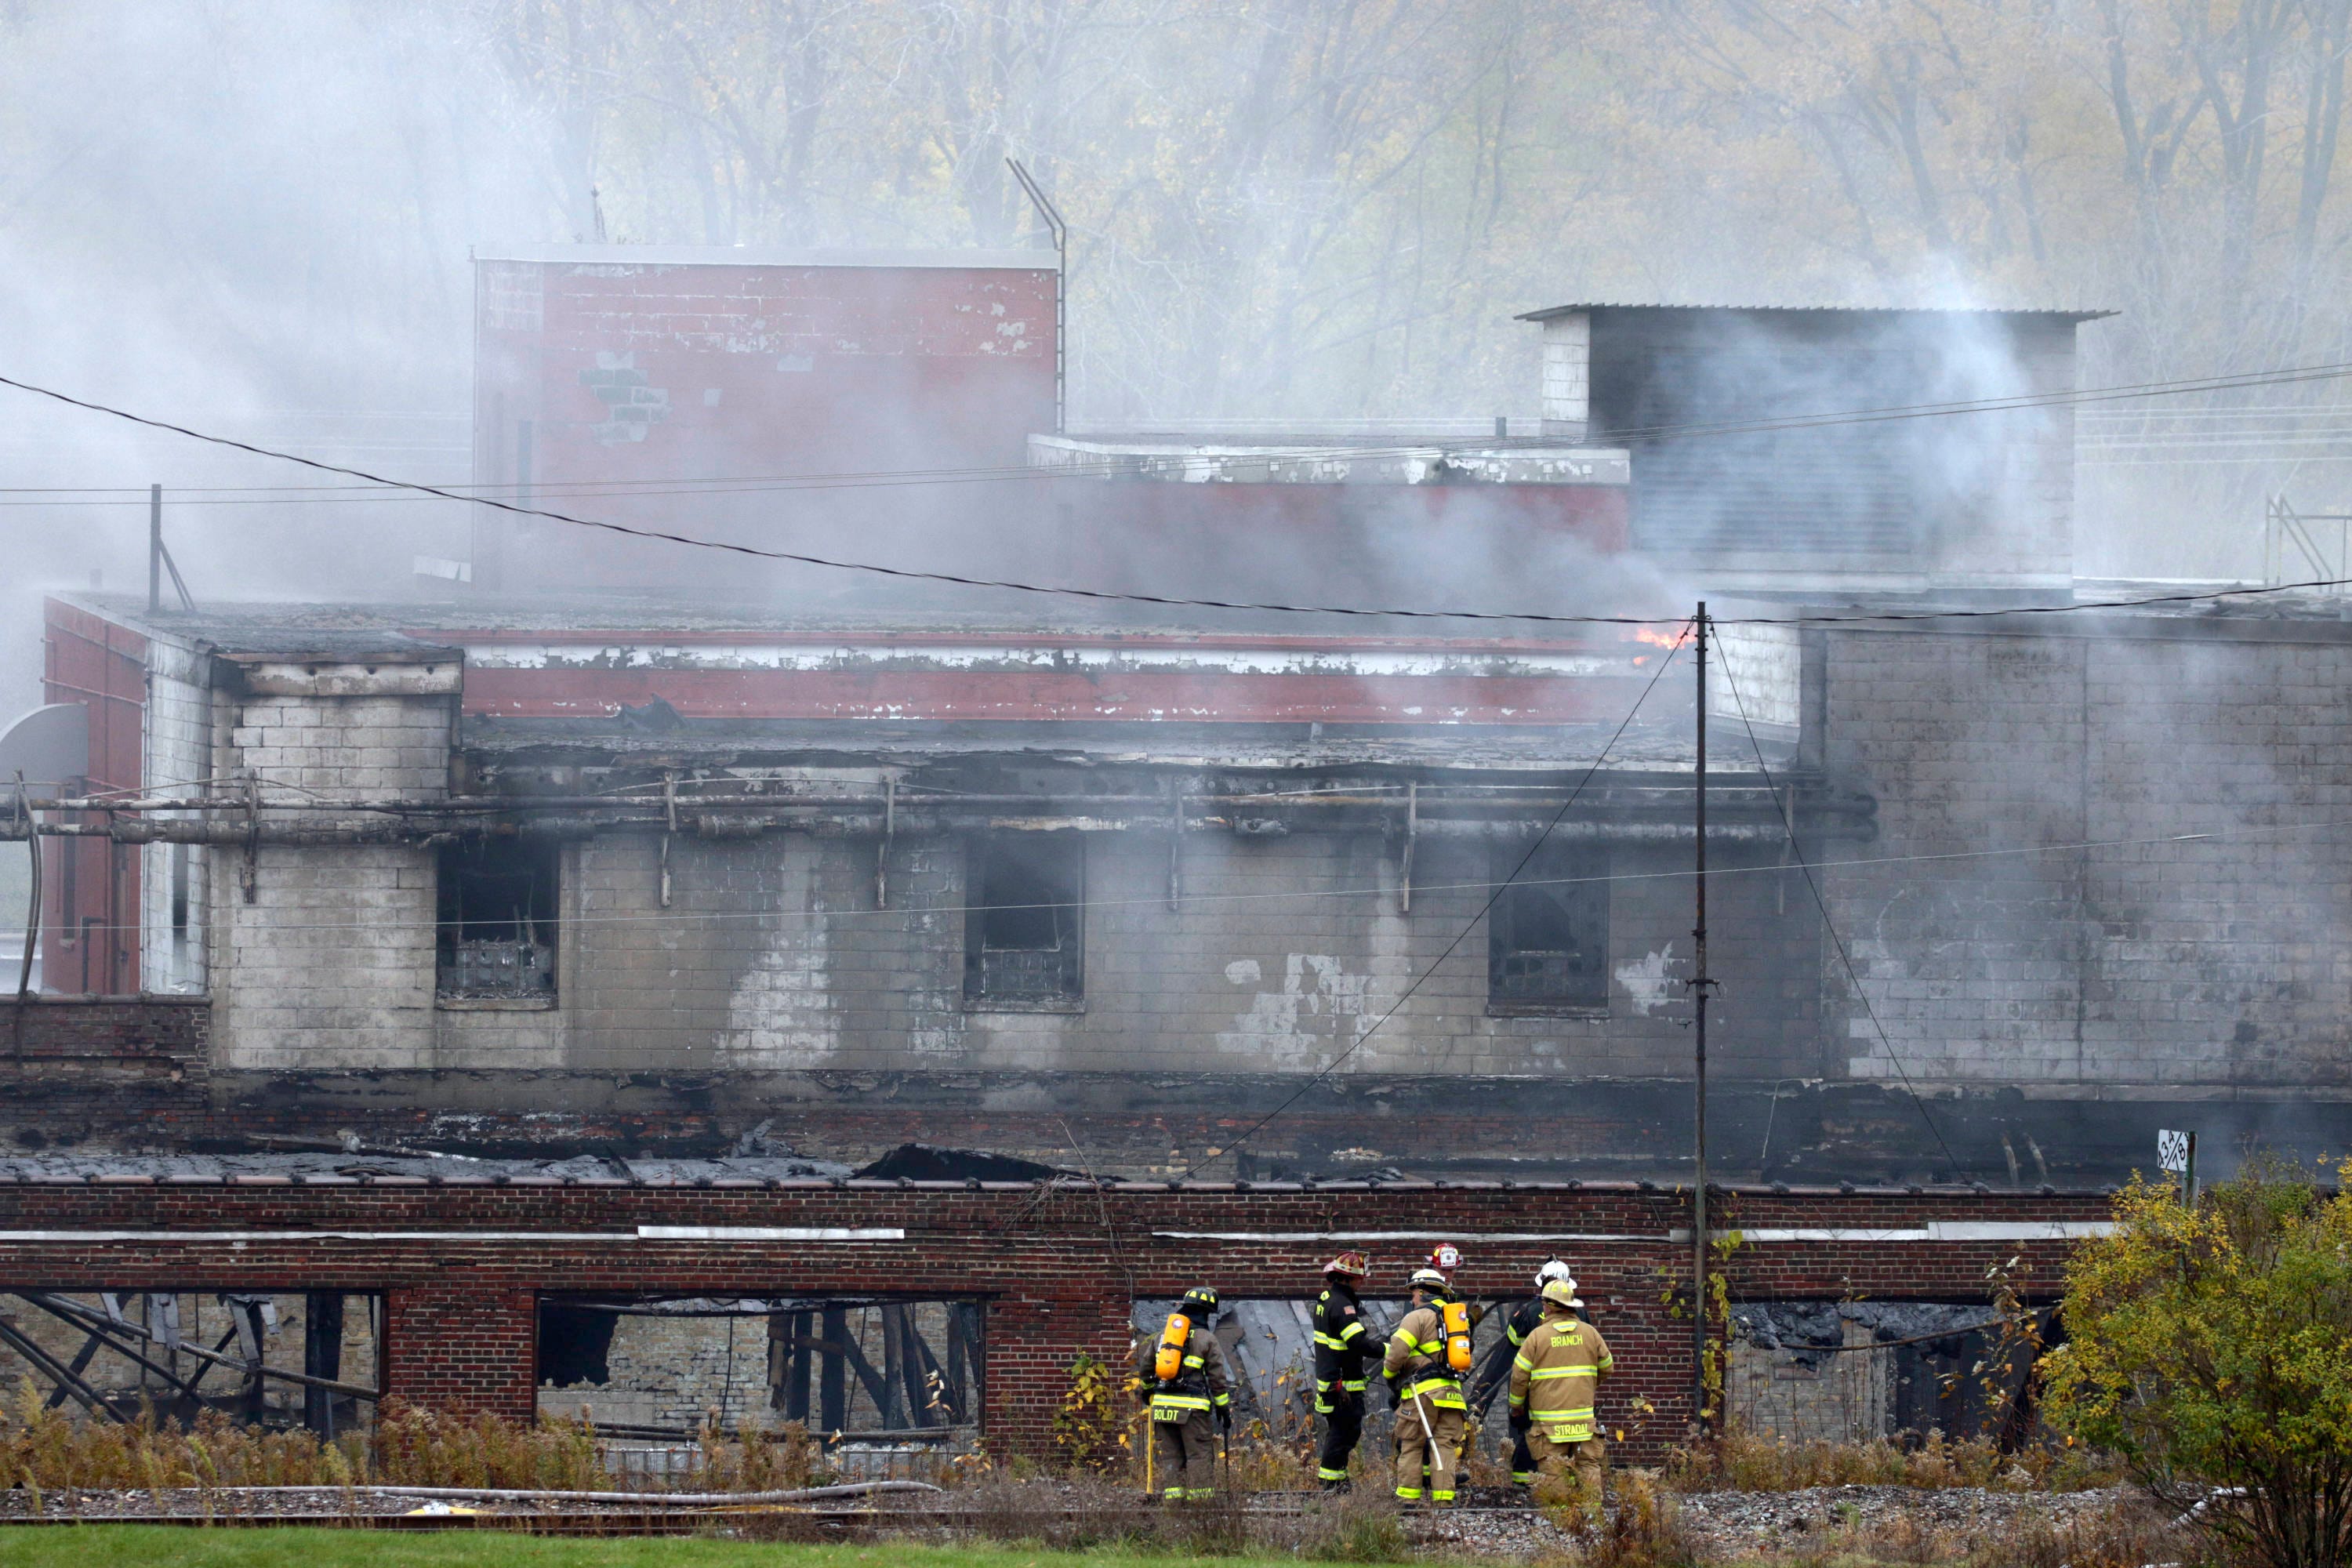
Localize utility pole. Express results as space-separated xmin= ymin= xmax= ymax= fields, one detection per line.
xmin=1690 ymin=602 xmax=1712 ymax=1438
xmin=147 ymin=485 xmax=162 ymax=615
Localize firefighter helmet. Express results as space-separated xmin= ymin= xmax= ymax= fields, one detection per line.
xmin=1408 ymin=1266 xmax=1450 ymax=1294
xmin=1534 ymin=1258 xmax=1575 ymax=1290
xmin=1320 ymin=1250 xmax=1370 ymax=1279
xmin=1181 ymin=1286 xmax=1221 ymax=1319
xmin=1426 ymin=1242 xmax=1463 ymax=1275
xmin=1541 ymin=1277 xmax=1584 ymax=1309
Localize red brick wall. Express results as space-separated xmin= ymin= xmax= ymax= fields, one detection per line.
xmin=0 ymin=1178 xmax=2110 ymax=1458
xmin=0 ymin=997 xmax=207 ymax=1147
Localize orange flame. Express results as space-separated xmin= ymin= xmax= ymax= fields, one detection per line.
xmin=1631 ymin=624 xmax=1683 ymax=650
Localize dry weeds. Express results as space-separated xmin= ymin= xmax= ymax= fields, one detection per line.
xmin=1666 ymin=1433 xmax=2124 ymax=1494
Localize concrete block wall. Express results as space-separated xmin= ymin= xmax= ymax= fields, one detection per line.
xmin=506 ymin=825 xmax=1821 ymax=1083
xmin=210 ymin=681 xmax=453 ymax=1073
xmin=1820 ymin=621 xmax=2352 ymax=1091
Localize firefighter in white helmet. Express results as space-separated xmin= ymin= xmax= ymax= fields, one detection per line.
xmin=1471 ymin=1258 xmax=1578 ymax=1488
xmin=1382 ymin=1265 xmax=1470 ymax=1506
xmin=1507 ymin=1273 xmax=1615 ymax=1523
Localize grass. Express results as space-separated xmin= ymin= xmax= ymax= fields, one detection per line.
xmin=0 ymin=1529 xmax=1423 ymax=1568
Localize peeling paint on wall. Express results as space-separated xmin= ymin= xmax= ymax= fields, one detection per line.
xmin=718 ymin=854 xmax=840 ymax=1067
xmin=1216 ymin=954 xmax=1379 ymax=1068
xmin=1616 ymin=944 xmax=1680 ymax=1017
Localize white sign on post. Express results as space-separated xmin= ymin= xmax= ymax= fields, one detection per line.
xmin=2157 ymin=1129 xmax=2190 ymax=1174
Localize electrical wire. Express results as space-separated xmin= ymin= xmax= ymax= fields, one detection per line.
xmin=15 ymin=366 xmax=2352 ymax=627
xmin=1713 ymin=620 xmax=1967 ymax=1181
xmin=1171 ymin=624 xmax=1694 ymax=1179
xmin=9 ymin=357 xmax=2352 ymax=503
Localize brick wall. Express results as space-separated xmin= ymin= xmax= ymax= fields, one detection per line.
xmin=0 ymin=997 xmax=208 ymax=1148
xmin=0 ymin=1178 xmax=2110 ymax=1461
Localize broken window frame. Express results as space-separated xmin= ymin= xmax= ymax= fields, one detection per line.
xmin=0 ymin=1288 xmax=383 ymax=1437
xmin=1486 ymin=838 xmax=1610 ymax=1015
xmin=434 ymin=836 xmax=560 ymax=1004
xmin=963 ymin=831 xmax=1084 ymax=1011
xmin=535 ymin=1294 xmax=986 ymax=1442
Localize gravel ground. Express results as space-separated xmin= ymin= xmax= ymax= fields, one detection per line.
xmin=1669 ymin=1484 xmax=2133 ymax=1558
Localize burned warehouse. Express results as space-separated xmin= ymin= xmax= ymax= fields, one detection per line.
xmin=0 ymin=249 xmax=2343 ymax=1464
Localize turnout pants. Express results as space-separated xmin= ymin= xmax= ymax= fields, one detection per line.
xmin=1316 ymin=1386 xmax=1365 ymax=1485
xmin=1391 ymin=1392 xmax=1467 ymax=1504
xmin=1508 ymin=1423 xmax=1536 ymax=1486
xmin=1526 ymin=1431 xmax=1606 ymax=1522
xmin=1149 ymin=1406 xmax=1219 ymax=1499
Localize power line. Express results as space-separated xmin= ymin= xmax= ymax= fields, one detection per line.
xmin=1713 ymin=624 xmax=1967 ymax=1181
xmin=1172 ymin=626 xmax=1694 ymax=1179
xmin=16 ymin=366 xmax=2352 ymax=626
xmin=5 ymin=356 xmax=2352 ymax=503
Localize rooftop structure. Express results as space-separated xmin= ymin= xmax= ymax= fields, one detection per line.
xmin=1517 ymin=302 xmax=2110 ymax=597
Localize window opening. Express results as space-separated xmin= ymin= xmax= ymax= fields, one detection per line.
xmin=1131 ymin=1295 xmax=1530 ymax=1465
xmin=1489 ymin=840 xmax=1609 ymax=1011
xmin=1726 ymin=1301 xmax=2054 ymax=1447
xmin=0 ymin=1288 xmax=383 ymax=1436
xmin=537 ymin=1294 xmax=985 ymax=1476
xmin=964 ymin=832 xmax=1083 ymax=1005
xmin=169 ymin=844 xmax=189 ymax=936
xmin=436 ymin=837 xmax=558 ymax=999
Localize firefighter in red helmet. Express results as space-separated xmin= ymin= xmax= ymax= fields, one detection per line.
xmin=1309 ymin=1251 xmax=1373 ymax=1489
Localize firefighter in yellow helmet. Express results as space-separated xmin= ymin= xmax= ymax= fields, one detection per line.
xmin=1381 ymin=1265 xmax=1469 ymax=1507
xmin=1134 ymin=1286 xmax=1233 ymax=1501
xmin=1506 ymin=1274 xmax=1615 ymax=1523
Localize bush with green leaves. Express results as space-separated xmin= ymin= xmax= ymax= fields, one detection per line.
xmin=2044 ymin=1163 xmax=2352 ymax=1568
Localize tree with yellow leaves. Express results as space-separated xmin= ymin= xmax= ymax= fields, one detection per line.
xmin=2044 ymin=1163 xmax=2352 ymax=1568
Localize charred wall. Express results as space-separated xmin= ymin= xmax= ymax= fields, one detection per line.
xmin=1817 ymin=614 xmax=2352 ymax=1176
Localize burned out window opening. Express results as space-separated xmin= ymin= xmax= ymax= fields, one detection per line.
xmin=0 ymin=1288 xmax=383 ymax=1437
xmin=436 ymin=837 xmax=559 ymax=1001
xmin=1488 ymin=839 xmax=1609 ymax=1013
xmin=964 ymin=832 xmax=1083 ymax=1008
xmin=536 ymin=1295 xmax=985 ymax=1444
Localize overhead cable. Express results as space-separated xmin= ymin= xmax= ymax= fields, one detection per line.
xmin=5 ymin=356 xmax=2352 ymax=502
xmin=13 ymin=368 xmax=2352 ymax=626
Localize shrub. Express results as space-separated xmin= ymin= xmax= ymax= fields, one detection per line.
xmin=2045 ymin=1164 xmax=2352 ymax=1568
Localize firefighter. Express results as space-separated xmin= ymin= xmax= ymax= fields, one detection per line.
xmin=1135 ymin=1286 xmax=1233 ymax=1501
xmin=1382 ymin=1265 xmax=1469 ymax=1507
xmin=1479 ymin=1258 xmax=1578 ymax=1490
xmin=1310 ymin=1250 xmax=1374 ymax=1490
xmin=1506 ymin=1274 xmax=1615 ymax=1523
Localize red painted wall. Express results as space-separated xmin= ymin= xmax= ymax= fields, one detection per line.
xmin=39 ymin=599 xmax=143 ymax=995
xmin=471 ymin=256 xmax=1056 ymax=595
